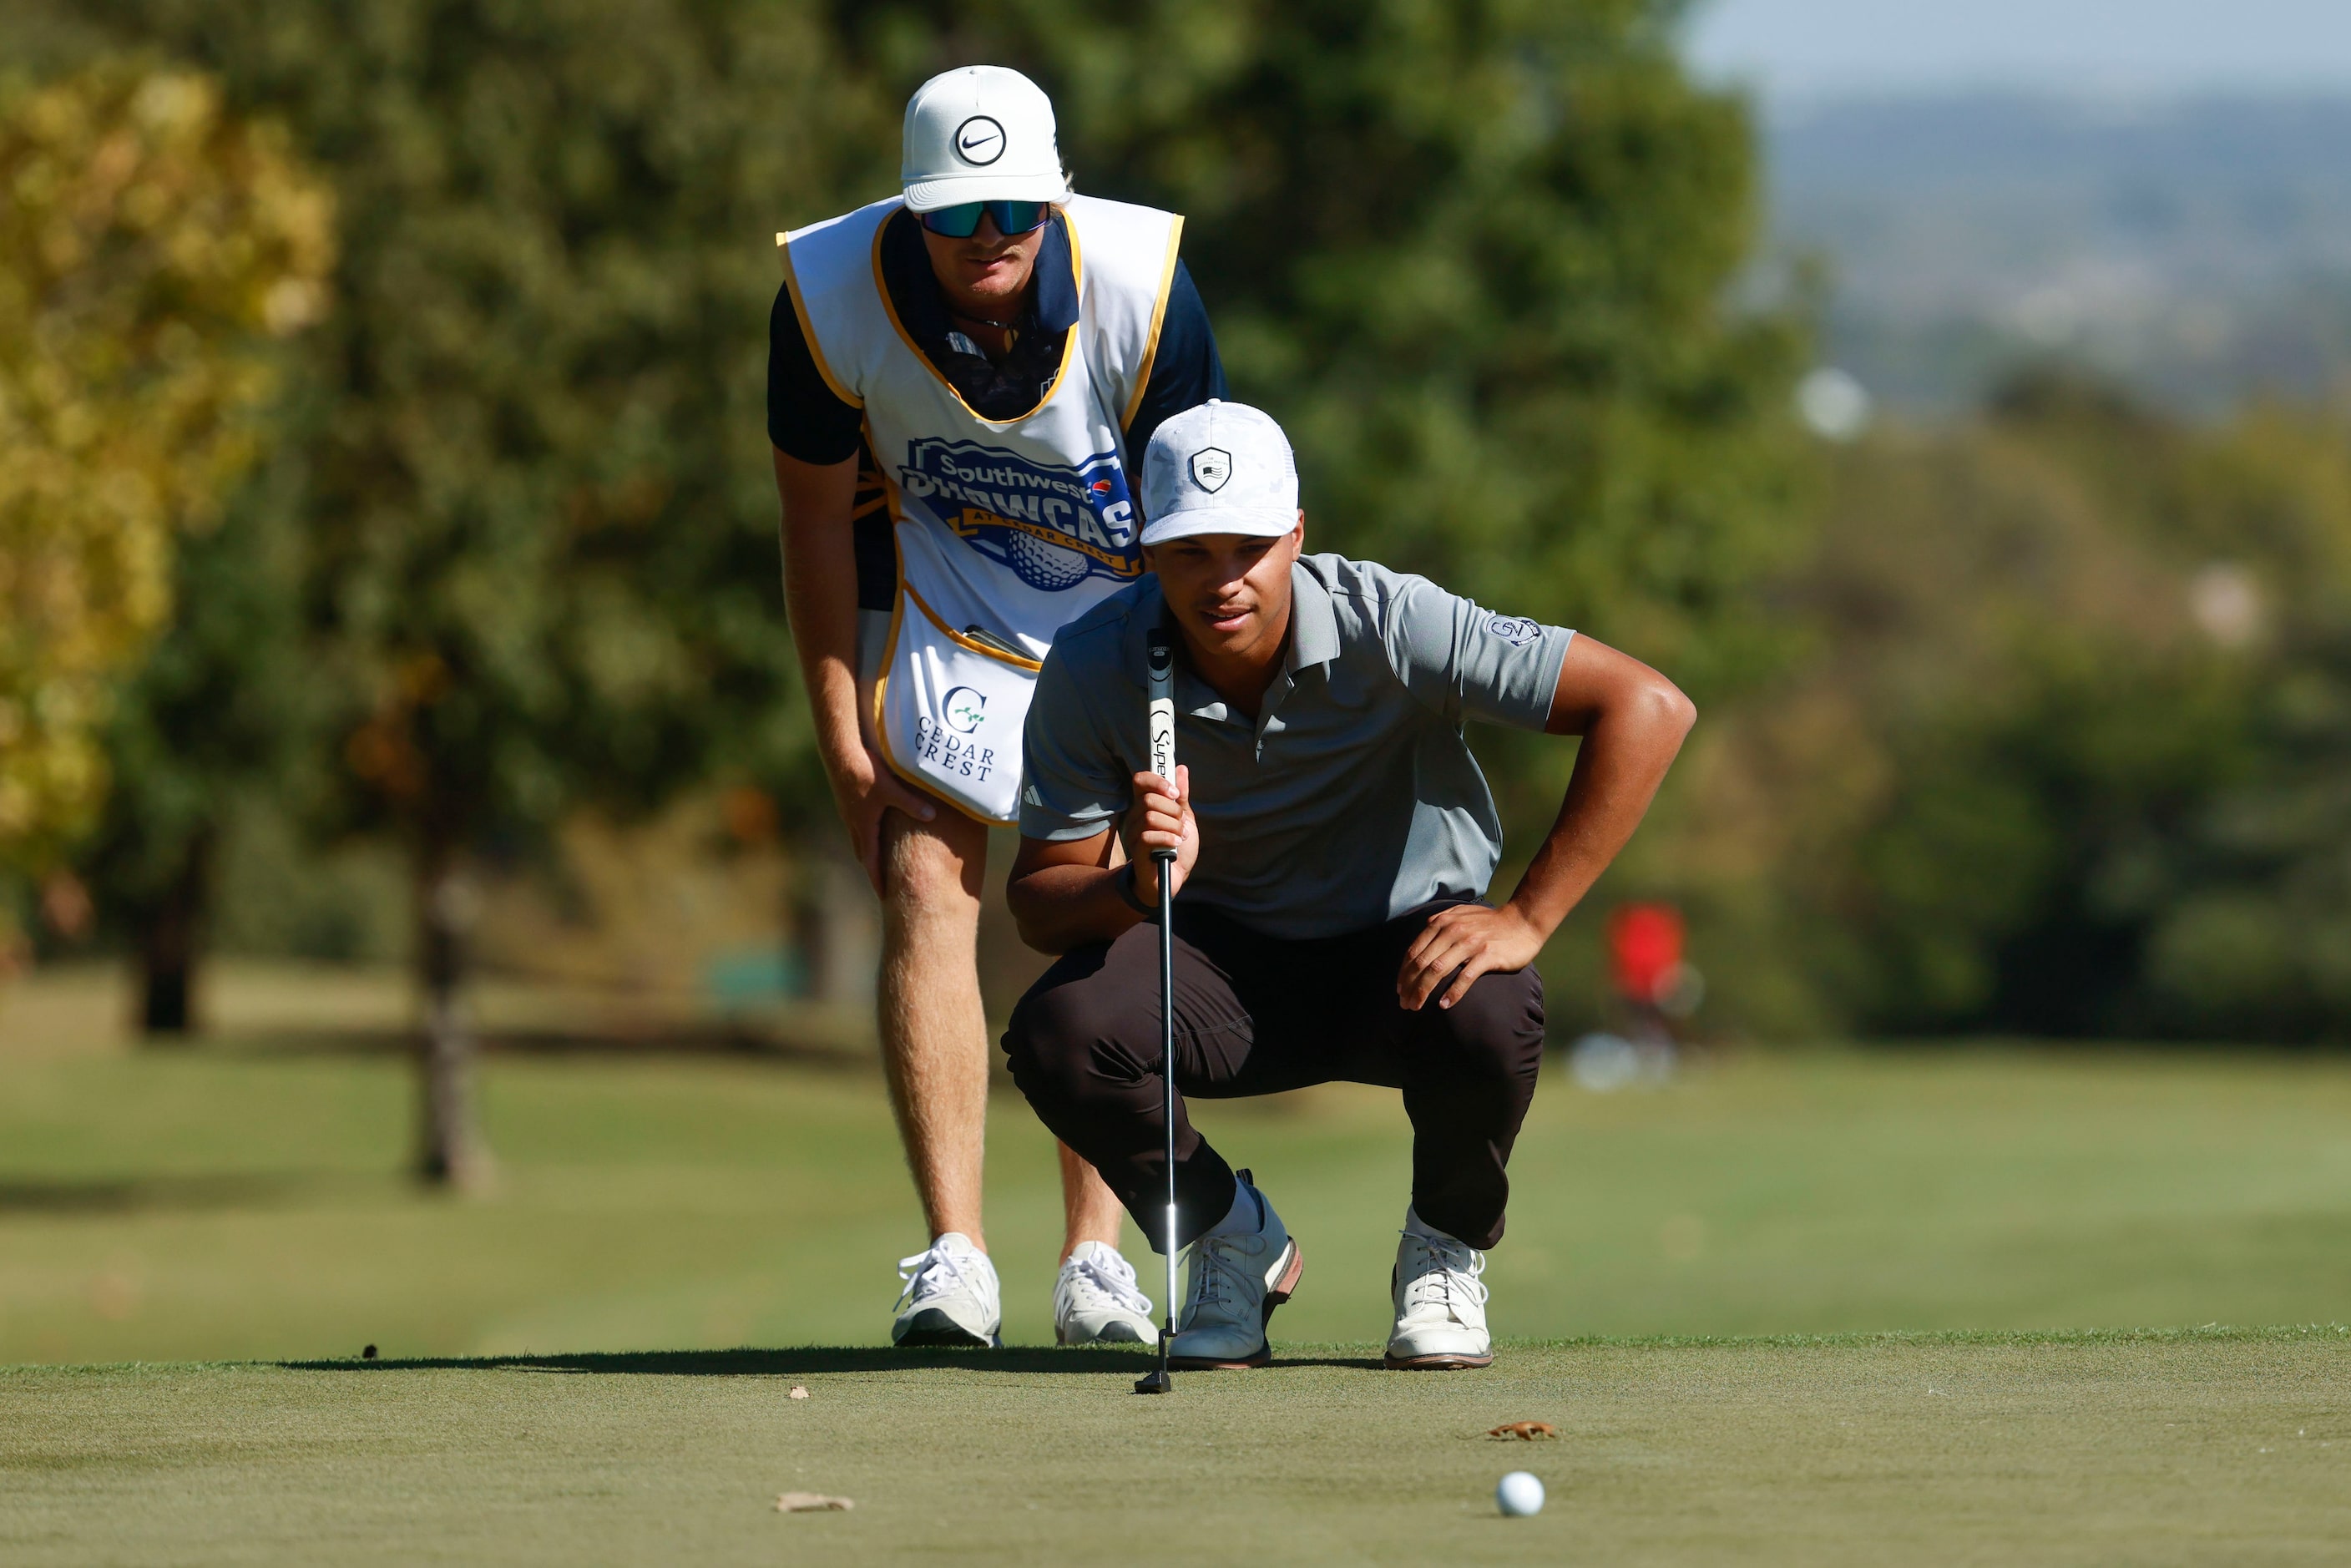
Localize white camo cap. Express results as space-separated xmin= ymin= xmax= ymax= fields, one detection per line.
xmin=1140 ymin=400 xmax=1301 ymax=544
xmin=902 ymin=66 xmax=1071 ymax=211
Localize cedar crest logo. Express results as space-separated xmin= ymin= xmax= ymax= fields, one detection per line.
xmin=898 ymin=438 xmax=1141 ymax=590
xmin=942 ymin=686 xmax=988 ymax=734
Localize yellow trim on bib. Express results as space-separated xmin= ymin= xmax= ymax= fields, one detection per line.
xmin=868 ymin=569 xmax=1024 ymax=829
xmin=1121 ymin=214 xmax=1186 ymax=432
xmin=777 ymin=234 xmax=862 ymax=410
xmin=900 ymin=577 xmax=1045 ymax=672
xmin=871 ymin=202 xmax=1082 ymax=429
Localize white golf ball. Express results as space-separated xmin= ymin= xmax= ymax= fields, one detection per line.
xmin=1496 ymin=1470 xmax=1545 ymax=1516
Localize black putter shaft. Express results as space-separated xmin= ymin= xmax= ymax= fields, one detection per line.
xmin=1135 ymin=630 xmax=1178 ymax=1396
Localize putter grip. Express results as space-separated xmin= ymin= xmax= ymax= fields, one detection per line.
xmin=1146 ymin=630 xmax=1176 ymax=787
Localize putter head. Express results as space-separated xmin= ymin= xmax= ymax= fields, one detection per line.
xmin=1132 ymin=1368 xmax=1173 ymax=1395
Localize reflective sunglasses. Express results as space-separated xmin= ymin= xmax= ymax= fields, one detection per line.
xmin=917 ymin=200 xmax=1052 ymax=239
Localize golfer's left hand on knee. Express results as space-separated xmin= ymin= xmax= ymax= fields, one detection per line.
xmin=1398 ymin=903 xmax=1545 ymax=1011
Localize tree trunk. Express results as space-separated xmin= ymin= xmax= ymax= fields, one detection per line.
xmin=415 ymin=836 xmax=493 ymax=1191
xmin=138 ymin=829 xmax=212 ymax=1039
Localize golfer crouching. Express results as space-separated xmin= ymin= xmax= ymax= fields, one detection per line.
xmin=1000 ymin=401 xmax=1694 ymax=1370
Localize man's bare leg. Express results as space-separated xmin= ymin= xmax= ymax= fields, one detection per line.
xmin=1059 ymin=1142 xmax=1127 ymax=1263
xmin=877 ymin=807 xmax=990 ymax=1249
xmin=877 ymin=801 xmax=1155 ymax=1345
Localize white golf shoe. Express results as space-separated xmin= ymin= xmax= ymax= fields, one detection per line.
xmin=1053 ymin=1240 xmax=1158 ymax=1346
xmin=891 ymin=1232 xmax=1002 ymax=1348
xmin=1168 ymin=1170 xmax=1304 ymax=1369
xmin=1385 ymin=1207 xmax=1493 ymax=1369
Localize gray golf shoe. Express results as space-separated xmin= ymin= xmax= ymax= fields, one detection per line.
xmin=1167 ymin=1171 xmax=1304 ymax=1369
xmin=891 ymin=1232 xmax=1002 ymax=1348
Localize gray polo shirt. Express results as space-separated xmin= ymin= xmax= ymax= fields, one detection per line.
xmin=1019 ymin=554 xmax=1574 ymax=939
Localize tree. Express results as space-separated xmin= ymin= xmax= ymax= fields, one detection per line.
xmin=72 ymin=0 xmax=885 ymax=1184
xmin=73 ymin=433 xmax=318 ymax=1034
xmin=1653 ymin=369 xmax=2351 ymax=1043
xmin=0 ymin=60 xmax=332 ymax=897
xmin=843 ymin=0 xmax=1813 ymax=845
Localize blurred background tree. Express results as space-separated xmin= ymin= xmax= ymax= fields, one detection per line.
xmin=55 ymin=0 xmax=887 ymax=1186
xmin=1661 ymin=371 xmax=2351 ymax=1043
xmin=0 ymin=61 xmax=331 ymax=933
xmin=17 ymin=0 xmax=2349 ymax=1079
xmin=70 ymin=432 xmax=319 ymax=1035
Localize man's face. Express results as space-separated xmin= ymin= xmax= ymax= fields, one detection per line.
xmin=1144 ymin=518 xmax=1305 ymax=665
xmin=920 ymin=210 xmax=1047 ymax=312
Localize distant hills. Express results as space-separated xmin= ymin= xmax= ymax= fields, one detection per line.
xmin=1761 ymin=93 xmax=2351 ymax=413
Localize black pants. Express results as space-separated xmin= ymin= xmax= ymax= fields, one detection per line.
xmin=1001 ymin=899 xmax=1545 ymax=1253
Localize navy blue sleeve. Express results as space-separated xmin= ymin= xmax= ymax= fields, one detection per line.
xmin=768 ymin=283 xmax=864 ymax=464
xmin=1125 ymin=259 xmax=1227 ymax=455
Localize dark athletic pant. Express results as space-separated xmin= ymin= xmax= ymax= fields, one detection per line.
xmin=1002 ymin=898 xmax=1546 ymax=1253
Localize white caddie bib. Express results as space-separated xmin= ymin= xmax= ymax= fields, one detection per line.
xmin=779 ymin=195 xmax=1183 ymax=823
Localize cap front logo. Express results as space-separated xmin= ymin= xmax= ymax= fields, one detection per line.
xmin=953 ymin=115 xmax=1007 ymax=166
xmin=1188 ymin=448 xmax=1231 ymax=493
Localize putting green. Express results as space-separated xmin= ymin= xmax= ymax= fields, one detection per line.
xmin=5 ymin=1332 xmax=2346 ymax=1564
xmin=5 ymin=1007 xmax=2351 ymax=1363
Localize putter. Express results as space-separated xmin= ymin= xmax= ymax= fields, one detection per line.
xmin=1134 ymin=628 xmax=1180 ymax=1397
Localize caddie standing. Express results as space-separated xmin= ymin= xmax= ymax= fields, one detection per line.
xmin=771 ymin=66 xmax=1227 ymax=1346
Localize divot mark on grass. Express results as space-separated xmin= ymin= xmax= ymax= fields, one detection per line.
xmin=1488 ymin=1421 xmax=1557 ymax=1440
xmin=788 ymin=1385 xmax=808 ymax=1399
xmin=776 ymin=1493 xmax=852 ymax=1512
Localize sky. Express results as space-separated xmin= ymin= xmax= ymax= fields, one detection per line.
xmin=1684 ymin=0 xmax=2351 ymax=99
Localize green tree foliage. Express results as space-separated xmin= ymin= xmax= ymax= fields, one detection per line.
xmin=1668 ymin=371 xmax=2351 ymax=1043
xmin=846 ymin=0 xmax=1812 ymax=837
xmin=73 ymin=436 xmax=318 ymax=1034
xmin=0 ymin=61 xmax=331 ymax=879
xmin=48 ymin=1 xmax=1810 ymax=1104
xmin=69 ymin=0 xmax=887 ymax=1181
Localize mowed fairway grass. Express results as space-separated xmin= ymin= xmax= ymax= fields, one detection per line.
xmin=3 ymin=964 xmax=2350 ymax=1562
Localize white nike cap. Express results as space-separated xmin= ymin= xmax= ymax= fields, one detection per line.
xmin=902 ymin=66 xmax=1071 ymax=211
xmin=1139 ymin=400 xmax=1302 ymax=545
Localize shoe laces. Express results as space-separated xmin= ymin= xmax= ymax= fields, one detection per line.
xmin=1064 ymin=1249 xmax=1153 ymax=1318
xmin=896 ymin=1238 xmax=984 ymax=1311
xmin=1185 ymin=1229 xmax=1267 ymax=1320
xmin=1400 ymin=1229 xmax=1488 ymax=1318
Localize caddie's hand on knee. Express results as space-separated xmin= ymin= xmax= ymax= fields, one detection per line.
xmin=829 ymin=741 xmax=939 ymax=894
xmin=1122 ymin=764 xmax=1198 ymax=904
xmin=1398 ymin=901 xmax=1545 ymax=1011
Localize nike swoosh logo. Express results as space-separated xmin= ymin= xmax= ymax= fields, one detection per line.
xmin=960 ymin=133 xmax=999 ymax=151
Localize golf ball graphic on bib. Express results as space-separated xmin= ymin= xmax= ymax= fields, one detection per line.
xmin=1002 ymin=528 xmax=1091 ymax=590
xmin=1496 ymin=1471 xmax=1545 ymax=1517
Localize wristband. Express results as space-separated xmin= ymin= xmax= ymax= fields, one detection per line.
xmin=1115 ymin=862 xmax=1158 ymax=919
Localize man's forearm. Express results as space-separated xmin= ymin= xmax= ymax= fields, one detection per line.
xmin=774 ymin=449 xmax=867 ymax=781
xmin=1509 ymin=677 xmax=1696 ymax=938
xmin=1007 ymin=842 xmax=1144 ymax=955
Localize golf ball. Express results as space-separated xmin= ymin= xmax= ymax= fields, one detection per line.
xmin=1496 ymin=1470 xmax=1545 ymax=1517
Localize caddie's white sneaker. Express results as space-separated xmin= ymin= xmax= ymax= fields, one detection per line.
xmin=1053 ymin=1240 xmax=1158 ymax=1346
xmin=1384 ymin=1207 xmax=1493 ymax=1369
xmin=1168 ymin=1170 xmax=1304 ymax=1370
xmin=891 ymin=1232 xmax=1002 ymax=1348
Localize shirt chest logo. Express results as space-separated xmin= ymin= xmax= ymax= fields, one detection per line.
xmin=898 ymin=438 xmax=1141 ymax=590
xmin=1189 ymin=447 xmax=1231 ymax=493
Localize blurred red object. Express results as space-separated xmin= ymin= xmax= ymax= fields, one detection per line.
xmin=1607 ymin=903 xmax=1684 ymax=1005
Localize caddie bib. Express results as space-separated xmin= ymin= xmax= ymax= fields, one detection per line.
xmin=779 ymin=195 xmax=1184 ymax=824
